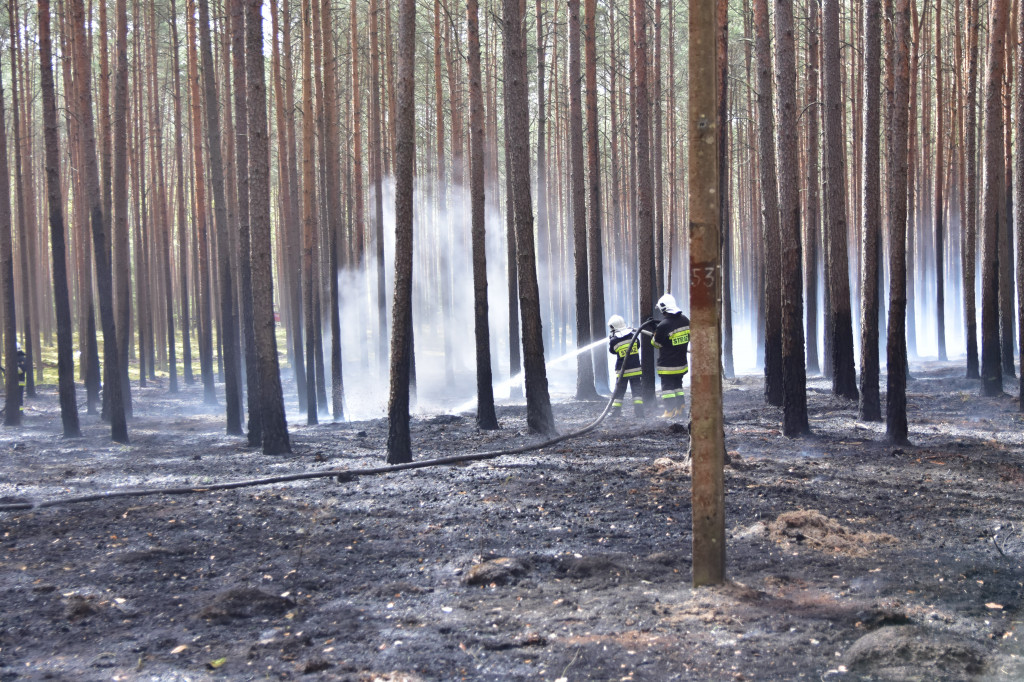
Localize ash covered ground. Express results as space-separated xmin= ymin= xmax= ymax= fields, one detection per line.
xmin=1 ymin=361 xmax=1023 ymax=681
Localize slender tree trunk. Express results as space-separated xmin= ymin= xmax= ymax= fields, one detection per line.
xmin=981 ymin=0 xmax=1011 ymax=395
xmin=633 ymin=0 xmax=656 ymax=403
xmin=934 ymin=0 xmax=947 ymax=361
xmin=754 ymin=0 xmax=783 ymax=405
xmin=198 ymin=0 xmax=243 ymax=435
xmin=1016 ymin=0 xmax=1024 ymax=406
xmin=504 ymin=0 xmax=556 ymax=435
xmin=887 ymin=0 xmax=912 ymax=443
xmin=719 ymin=0 xmax=734 ymax=380
xmin=568 ymin=0 xmax=596 ymax=400
xmin=231 ymin=0 xmax=259 ymax=441
xmin=0 ymin=51 xmax=19 ymax=425
xmin=822 ymin=0 xmax=858 ymax=400
xmin=805 ymin=0 xmax=821 ymax=375
xmin=38 ymin=0 xmax=81 ymax=437
xmin=585 ymin=0 xmax=607 ymax=395
xmin=386 ymin=0 xmax=416 ymax=464
xmin=187 ymin=0 xmax=216 ymax=404
xmin=245 ymin=0 xmax=290 ymax=454
xmin=689 ymin=0 xmax=726 ymax=588
xmin=466 ymin=0 xmax=497 ymax=429
xmin=300 ymin=0 xmax=319 ymax=425
xmin=963 ymin=0 xmax=980 ymax=378
xmin=69 ymin=0 xmax=127 ymax=443
xmin=169 ymin=0 xmax=193 ymax=387
xmin=322 ymin=0 xmax=345 ymax=421
xmin=859 ymin=0 xmax=883 ymax=421
xmin=112 ymin=0 xmax=133 ymax=416
xmin=775 ymin=0 xmax=809 ymax=436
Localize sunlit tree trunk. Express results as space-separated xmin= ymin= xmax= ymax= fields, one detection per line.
xmin=370 ymin=0 xmax=388 ymax=374
xmin=112 ymin=0 xmax=133 ymax=416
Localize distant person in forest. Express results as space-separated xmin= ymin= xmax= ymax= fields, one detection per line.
xmin=644 ymin=294 xmax=690 ymax=419
xmin=15 ymin=344 xmax=26 ymax=416
xmin=607 ymin=315 xmax=644 ymax=419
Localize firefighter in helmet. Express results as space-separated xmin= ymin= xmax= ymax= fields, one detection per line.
xmin=646 ymin=294 xmax=690 ymax=418
xmin=607 ymin=315 xmax=644 ymax=419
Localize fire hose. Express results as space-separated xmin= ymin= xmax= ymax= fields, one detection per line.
xmin=0 ymin=321 xmax=660 ymax=513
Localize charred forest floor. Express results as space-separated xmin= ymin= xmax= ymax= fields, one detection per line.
xmin=1 ymin=360 xmax=1024 ymax=681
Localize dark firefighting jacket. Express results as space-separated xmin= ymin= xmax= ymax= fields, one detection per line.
xmin=650 ymin=312 xmax=690 ymax=375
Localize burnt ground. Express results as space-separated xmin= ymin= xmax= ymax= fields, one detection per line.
xmin=1 ymin=361 xmax=1023 ymax=681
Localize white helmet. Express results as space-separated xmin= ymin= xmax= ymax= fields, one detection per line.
xmin=608 ymin=314 xmax=628 ymax=335
xmin=656 ymin=293 xmax=680 ymax=315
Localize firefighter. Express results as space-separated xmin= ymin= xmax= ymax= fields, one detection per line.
xmin=647 ymin=294 xmax=690 ymax=418
xmin=15 ymin=344 xmax=26 ymax=415
xmin=607 ymin=315 xmax=644 ymax=419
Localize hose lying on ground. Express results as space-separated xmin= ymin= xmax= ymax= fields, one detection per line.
xmin=0 ymin=324 xmax=659 ymax=513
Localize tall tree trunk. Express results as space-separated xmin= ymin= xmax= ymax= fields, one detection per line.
xmin=568 ymin=0 xmax=596 ymax=400
xmin=187 ymin=0 xmax=216 ymax=404
xmin=504 ymin=0 xmax=556 ymax=435
xmin=301 ymin=0 xmax=319 ymax=425
xmin=689 ymin=0 xmax=726 ymax=587
xmin=981 ymin=0 xmax=1011 ymax=395
xmin=170 ymin=0 xmax=193 ymax=387
xmin=585 ymin=0 xmax=607 ymax=395
xmin=245 ymin=0 xmax=290 ymax=454
xmin=754 ymin=0 xmax=783 ymax=406
xmin=775 ymin=0 xmax=809 ymax=436
xmin=322 ymin=0 xmax=345 ymax=421
xmin=886 ymin=0 xmax=912 ymax=443
xmin=1015 ymin=0 xmax=1024 ymax=406
xmin=231 ymin=0 xmax=259 ymax=441
xmin=822 ymin=0 xmax=859 ymax=400
xmin=805 ymin=0 xmax=821 ymax=375
xmin=0 ymin=51 xmax=19 ymax=425
xmin=859 ymin=0 xmax=883 ymax=421
xmin=198 ymin=0 xmax=243 ymax=435
xmin=386 ymin=0 xmax=416 ymax=464
xmin=112 ymin=0 xmax=132 ymax=416
xmin=633 ymin=0 xmax=656 ymax=403
xmin=963 ymin=0 xmax=980 ymax=378
xmin=719 ymin=0 xmax=734 ymax=380
xmin=69 ymin=0 xmax=127 ymax=443
xmin=466 ymin=0 xmax=498 ymax=430
xmin=934 ymin=0 xmax=947 ymax=361
xmin=38 ymin=0 xmax=81 ymax=437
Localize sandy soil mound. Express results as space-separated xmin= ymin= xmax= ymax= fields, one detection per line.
xmin=769 ymin=509 xmax=897 ymax=556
